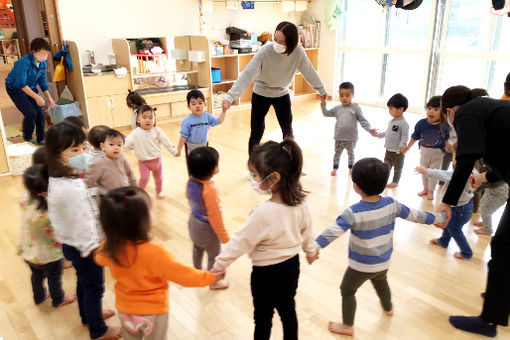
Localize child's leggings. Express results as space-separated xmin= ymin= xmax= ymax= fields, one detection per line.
xmin=251 ymin=255 xmax=299 ymax=340
xmin=436 ymin=200 xmax=473 ymax=259
xmin=340 ymin=267 xmax=392 ymax=326
xmin=188 ymin=214 xmax=221 ymax=270
xmin=120 ymin=312 xmax=169 ymax=340
xmin=420 ymin=147 xmax=444 ymax=191
xmin=138 ymin=156 xmax=163 ymax=193
xmin=333 ymin=141 xmax=355 ymax=169
xmin=480 ymin=183 xmax=509 ymax=234
xmin=25 ymin=258 xmax=65 ymax=306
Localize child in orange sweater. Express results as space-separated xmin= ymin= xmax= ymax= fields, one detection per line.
xmin=94 ymin=186 xmax=223 ymax=340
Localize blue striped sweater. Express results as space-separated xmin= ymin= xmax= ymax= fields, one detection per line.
xmin=316 ymin=196 xmax=445 ymax=273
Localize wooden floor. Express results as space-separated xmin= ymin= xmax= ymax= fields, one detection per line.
xmin=0 ymin=98 xmax=508 ymax=339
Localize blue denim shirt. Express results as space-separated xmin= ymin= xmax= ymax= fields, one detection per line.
xmin=5 ymin=52 xmax=48 ymax=91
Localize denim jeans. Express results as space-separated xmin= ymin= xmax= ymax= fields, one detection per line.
xmin=437 ymin=200 xmax=473 ymax=259
xmin=63 ymin=244 xmax=107 ymax=339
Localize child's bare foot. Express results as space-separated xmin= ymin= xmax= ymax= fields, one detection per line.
xmin=328 ymin=321 xmax=354 ymax=336
xmin=384 ymin=309 xmax=394 ymax=316
xmin=454 ymin=252 xmax=468 ymax=260
xmin=57 ymin=294 xmax=76 ymax=307
xmin=331 ymin=169 xmax=337 ymax=176
xmin=156 ymin=192 xmax=165 ymax=200
xmin=417 ymin=190 xmax=428 ymax=196
xmin=427 ymin=191 xmax=434 ymax=200
xmin=92 ymin=326 xmax=122 ymax=340
xmin=83 ymin=309 xmax=116 ymax=327
xmin=63 ymin=259 xmax=73 ymax=269
xmin=429 ymin=238 xmax=440 ymax=246
xmin=474 ymin=228 xmax=491 ymax=236
xmin=103 ymin=309 xmax=115 ymax=320
xmin=386 ymin=182 xmax=398 ymax=188
xmin=473 ymin=221 xmax=483 ymax=227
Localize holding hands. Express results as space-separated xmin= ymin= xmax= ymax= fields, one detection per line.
xmin=306 ymin=249 xmax=320 ymax=265
xmin=210 ymin=268 xmax=226 ymax=282
xmin=414 ymin=166 xmax=427 ymax=175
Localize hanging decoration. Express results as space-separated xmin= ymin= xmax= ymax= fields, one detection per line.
xmin=374 ymin=0 xmax=423 ymax=11
xmin=491 ymin=0 xmax=510 ymax=16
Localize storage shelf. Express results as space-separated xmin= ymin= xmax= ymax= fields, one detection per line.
xmin=132 ymin=70 xmax=198 ymax=78
xmin=212 ymin=79 xmax=236 ymax=85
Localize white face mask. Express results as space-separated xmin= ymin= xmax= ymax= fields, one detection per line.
xmin=273 ymin=42 xmax=286 ymax=54
xmin=250 ymin=173 xmax=273 ymax=195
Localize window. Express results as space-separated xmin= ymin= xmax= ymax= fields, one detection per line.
xmin=337 ymin=0 xmax=510 ymax=110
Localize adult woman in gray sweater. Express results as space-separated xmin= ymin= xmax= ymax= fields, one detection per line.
xmin=222 ymin=21 xmax=327 ymax=154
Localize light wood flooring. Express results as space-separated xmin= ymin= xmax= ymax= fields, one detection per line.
xmin=0 ymin=97 xmax=508 ymax=339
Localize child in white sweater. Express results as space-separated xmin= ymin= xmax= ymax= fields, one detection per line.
xmin=213 ymin=138 xmax=318 ymax=340
xmin=125 ymin=105 xmax=179 ymax=199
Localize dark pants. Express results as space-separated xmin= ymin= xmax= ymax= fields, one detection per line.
xmin=340 ymin=267 xmax=392 ymax=326
xmin=63 ymin=244 xmax=108 ymax=339
xmin=481 ymin=191 xmax=510 ymax=326
xmin=6 ymin=86 xmax=45 ymax=143
xmin=25 ymin=258 xmax=64 ymax=306
xmin=250 ymin=255 xmax=300 ymax=340
xmin=384 ymin=150 xmax=405 ymax=183
xmin=249 ymin=92 xmax=293 ymax=154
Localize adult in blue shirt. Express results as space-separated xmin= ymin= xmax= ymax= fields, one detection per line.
xmin=5 ymin=38 xmax=55 ymax=145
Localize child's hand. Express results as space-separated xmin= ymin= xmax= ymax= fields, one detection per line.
xmin=398 ymin=146 xmax=407 ymax=154
xmin=415 ymin=166 xmax=427 ymax=175
xmin=306 ymin=249 xmax=319 ymax=264
xmin=320 ymin=95 xmax=326 ymax=104
xmin=370 ymin=128 xmax=379 ymax=136
xmin=210 ymin=268 xmax=226 ymax=282
xmin=175 ymin=150 xmax=181 ymax=157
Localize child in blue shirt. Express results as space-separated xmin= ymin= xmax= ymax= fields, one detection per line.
xmin=315 ymin=158 xmax=445 ymax=336
xmin=177 ymin=90 xmax=226 ymax=158
xmin=403 ymin=96 xmax=449 ymax=200
xmin=5 ymin=38 xmax=55 ymax=145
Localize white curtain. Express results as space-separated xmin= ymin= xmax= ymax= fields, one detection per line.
xmin=325 ymin=0 xmax=342 ymax=29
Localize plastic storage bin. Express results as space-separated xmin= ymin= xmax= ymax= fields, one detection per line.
xmin=211 ymin=68 xmax=222 ymax=83
xmin=7 ymin=142 xmax=37 ymax=175
xmin=48 ymin=101 xmax=83 ymax=124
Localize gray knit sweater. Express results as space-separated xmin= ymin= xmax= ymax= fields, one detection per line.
xmin=224 ymin=43 xmax=326 ymax=103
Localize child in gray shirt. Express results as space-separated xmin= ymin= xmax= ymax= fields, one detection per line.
xmin=375 ymin=93 xmax=409 ymax=188
xmin=321 ymin=82 xmax=377 ymax=176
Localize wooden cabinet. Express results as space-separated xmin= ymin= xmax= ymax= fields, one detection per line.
xmin=210 ymin=48 xmax=319 ymax=111
xmin=86 ymin=96 xmax=114 ymax=127
xmin=83 ymin=74 xmax=131 ymax=128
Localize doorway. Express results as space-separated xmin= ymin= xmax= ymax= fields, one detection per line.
xmin=0 ymin=0 xmax=62 ymax=143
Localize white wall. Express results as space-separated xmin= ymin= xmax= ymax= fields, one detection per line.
xmin=305 ymin=1 xmax=338 ymax=97
xmin=202 ymin=3 xmax=302 ymax=41
xmin=58 ymin=0 xmax=303 ymax=65
xmin=58 ymin=0 xmax=201 ymax=65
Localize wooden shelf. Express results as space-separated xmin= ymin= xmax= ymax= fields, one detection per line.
xmin=210 ymin=47 xmax=319 ymax=108
xmin=213 ymin=79 xmax=236 ymax=85
xmin=132 ymin=70 xmax=198 ymax=79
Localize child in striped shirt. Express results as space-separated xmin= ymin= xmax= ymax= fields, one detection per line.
xmin=315 ymin=158 xmax=445 ymax=336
